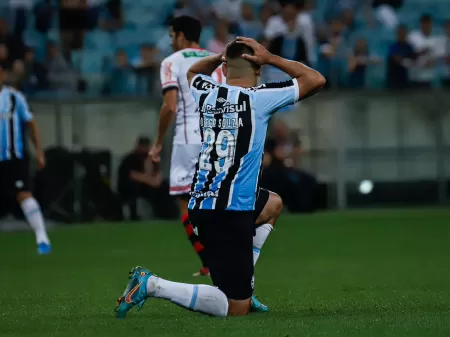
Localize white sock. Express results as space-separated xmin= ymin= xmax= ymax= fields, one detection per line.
xmin=253 ymin=224 xmax=273 ymax=265
xmin=20 ymin=197 xmax=50 ymax=245
xmin=146 ymin=276 xmax=228 ymax=317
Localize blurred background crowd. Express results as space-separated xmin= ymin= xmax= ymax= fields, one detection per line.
xmin=0 ymin=0 xmax=449 ymax=98
xmin=0 ymin=0 xmax=449 ymax=224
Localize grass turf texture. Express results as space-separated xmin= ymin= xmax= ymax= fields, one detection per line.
xmin=1 ymin=209 xmax=450 ymax=337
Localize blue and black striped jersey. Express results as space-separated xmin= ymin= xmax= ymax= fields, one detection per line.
xmin=0 ymin=86 xmax=33 ymax=162
xmin=188 ymin=74 xmax=300 ymax=211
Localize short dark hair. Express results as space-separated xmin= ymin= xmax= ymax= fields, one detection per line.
xmin=225 ymin=41 xmax=259 ymax=69
xmin=420 ymin=14 xmax=432 ymax=22
xmin=171 ymin=16 xmax=202 ymax=43
xmin=226 ymin=41 xmax=253 ymax=59
xmin=137 ymin=136 xmax=151 ymax=147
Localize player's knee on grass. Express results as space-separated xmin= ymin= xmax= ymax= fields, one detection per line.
xmin=227 ymin=298 xmax=252 ymax=316
xmin=16 ymin=191 xmax=32 ymax=203
xmin=255 ymin=192 xmax=283 ymax=226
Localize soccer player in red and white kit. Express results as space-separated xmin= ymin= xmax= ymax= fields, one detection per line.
xmin=149 ymin=16 xmax=225 ymax=276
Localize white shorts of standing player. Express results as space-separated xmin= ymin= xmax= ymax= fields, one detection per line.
xmin=170 ymin=144 xmax=202 ymax=196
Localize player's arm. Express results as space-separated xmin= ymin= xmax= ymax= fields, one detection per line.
xmin=238 ymin=37 xmax=326 ymax=100
xmin=264 ymin=53 xmax=325 ymax=100
xmin=28 ymin=119 xmax=44 ymax=158
xmin=17 ymin=94 xmax=45 ymax=168
xmin=187 ymin=53 xmax=223 ymax=86
xmin=156 ymin=89 xmax=177 ymax=146
xmin=150 ymin=60 xmax=179 ymax=163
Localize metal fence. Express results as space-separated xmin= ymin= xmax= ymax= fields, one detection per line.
xmin=30 ymin=90 xmax=450 ymax=210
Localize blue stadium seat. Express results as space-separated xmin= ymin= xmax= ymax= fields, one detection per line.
xmin=200 ymin=26 xmax=215 ymax=49
xmin=84 ymin=74 xmax=106 ymax=95
xmin=80 ymin=50 xmax=107 ymax=74
xmin=71 ymin=50 xmax=84 ymax=71
xmin=114 ymin=29 xmax=142 ymax=48
xmin=23 ymin=30 xmax=48 ymax=62
xmin=84 ymin=30 xmax=114 ymax=51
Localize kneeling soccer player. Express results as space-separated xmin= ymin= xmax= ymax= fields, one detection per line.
xmin=115 ymin=188 xmax=282 ymax=317
xmin=115 ymin=37 xmax=324 ymax=317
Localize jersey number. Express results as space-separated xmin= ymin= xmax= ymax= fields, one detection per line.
xmin=199 ymin=128 xmax=235 ymax=172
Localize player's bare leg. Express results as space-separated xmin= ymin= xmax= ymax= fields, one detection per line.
xmin=228 ymin=298 xmax=252 ymax=316
xmin=17 ymin=190 xmax=51 ymax=254
xmin=178 ymin=196 xmax=210 ymax=276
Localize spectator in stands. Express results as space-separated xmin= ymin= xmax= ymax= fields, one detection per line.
xmin=237 ymin=2 xmax=262 ymax=40
xmin=169 ymin=0 xmax=209 ymax=25
xmin=297 ymin=0 xmax=316 ymax=65
xmin=105 ymin=49 xmax=135 ymax=94
xmin=260 ymin=1 xmax=276 ymax=27
xmin=118 ymin=136 xmax=176 ymax=220
xmin=261 ymin=119 xmax=317 ymax=213
xmin=59 ymin=0 xmax=88 ymax=59
xmin=132 ymin=44 xmax=158 ymax=69
xmin=9 ymin=0 xmax=33 ymax=38
xmin=408 ymin=14 xmax=441 ymax=89
xmin=263 ymin=1 xmax=298 ymax=43
xmin=0 ymin=44 xmax=10 ymax=69
xmin=208 ymin=19 xmax=231 ymax=54
xmin=268 ymin=18 xmax=309 ymax=66
xmin=132 ymin=44 xmax=158 ymax=94
xmin=7 ymin=59 xmax=26 ymax=91
xmin=170 ymin=0 xmax=193 ymax=20
xmin=372 ymin=0 xmax=403 ymax=29
xmin=387 ymin=25 xmax=415 ymax=89
xmin=212 ymin=0 xmax=242 ymax=25
xmin=0 ymin=18 xmax=25 ymax=62
xmin=46 ymin=42 xmax=78 ymax=90
xmin=33 ymin=0 xmax=54 ymax=35
xmin=441 ymin=20 xmax=450 ymax=88
xmin=317 ymin=18 xmax=348 ymax=88
xmin=23 ymin=47 xmax=49 ymax=93
xmin=98 ymin=0 xmax=123 ymax=32
xmin=347 ymin=38 xmax=381 ymax=88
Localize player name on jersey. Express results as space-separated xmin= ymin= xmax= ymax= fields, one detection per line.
xmin=200 ymin=116 xmax=244 ymax=129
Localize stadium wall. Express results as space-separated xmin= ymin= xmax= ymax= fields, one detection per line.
xmin=29 ymin=92 xmax=450 ymax=186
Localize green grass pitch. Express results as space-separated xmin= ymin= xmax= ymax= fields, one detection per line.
xmin=1 ymin=209 xmax=450 ymax=337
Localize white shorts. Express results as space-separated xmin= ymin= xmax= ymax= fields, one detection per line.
xmin=170 ymin=144 xmax=201 ymax=196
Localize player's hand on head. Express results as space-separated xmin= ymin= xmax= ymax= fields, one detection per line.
xmin=236 ymin=37 xmax=273 ymax=66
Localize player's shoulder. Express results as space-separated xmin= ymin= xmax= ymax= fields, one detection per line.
xmin=247 ymin=80 xmax=297 ymax=93
xmin=161 ymin=51 xmax=184 ymax=66
xmin=5 ymin=86 xmax=26 ymax=101
xmin=191 ymin=74 xmax=220 ymax=92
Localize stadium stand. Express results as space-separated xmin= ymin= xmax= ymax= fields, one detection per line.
xmin=0 ymin=0 xmax=449 ymax=95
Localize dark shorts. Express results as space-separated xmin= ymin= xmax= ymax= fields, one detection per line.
xmin=254 ymin=188 xmax=270 ymax=225
xmin=187 ymin=188 xmax=271 ymax=300
xmin=0 ymin=159 xmax=30 ymax=198
xmin=188 ymin=209 xmax=254 ymax=300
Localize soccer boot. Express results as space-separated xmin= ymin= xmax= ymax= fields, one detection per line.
xmin=115 ymin=266 xmax=153 ymax=318
xmin=251 ymin=295 xmax=269 ymax=313
xmin=37 ymin=242 xmax=52 ymax=255
xmin=192 ymin=267 xmax=210 ymax=277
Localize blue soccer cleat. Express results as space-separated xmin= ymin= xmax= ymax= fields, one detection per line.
xmin=37 ymin=242 xmax=52 ymax=255
xmin=251 ymin=295 xmax=269 ymax=313
xmin=115 ymin=266 xmax=153 ymax=318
